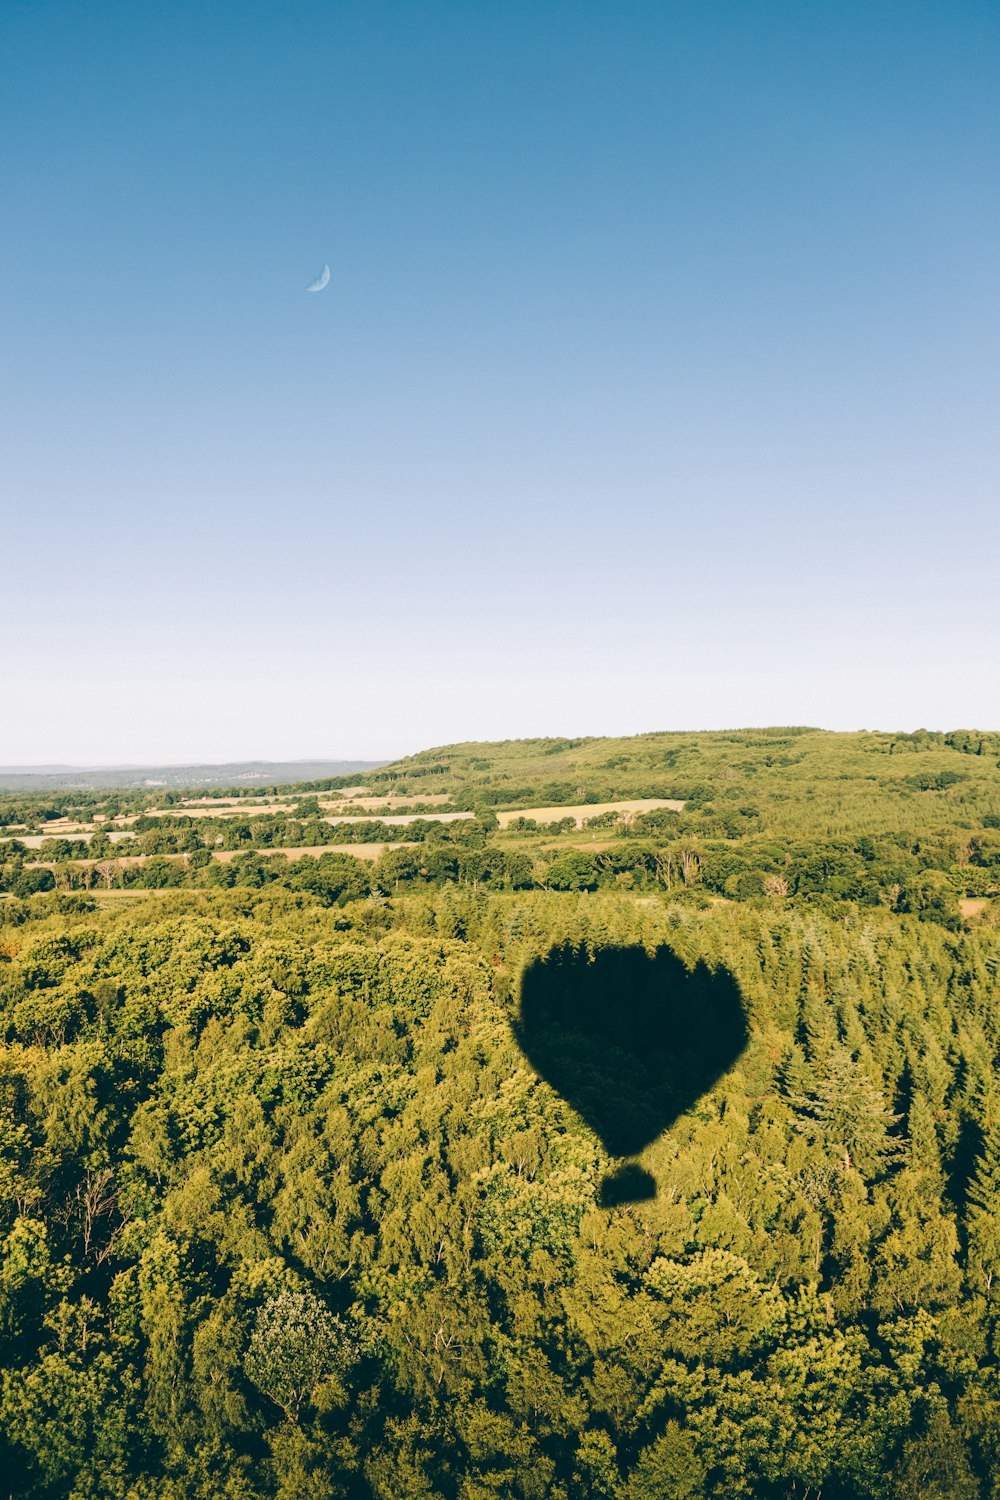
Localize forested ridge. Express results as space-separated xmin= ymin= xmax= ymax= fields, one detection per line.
xmin=2 ymin=731 xmax=1000 ymax=1496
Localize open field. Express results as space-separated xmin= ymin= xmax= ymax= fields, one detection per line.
xmin=322 ymin=793 xmax=453 ymax=810
xmin=168 ymin=786 xmax=390 ymax=808
xmin=11 ymin=818 xmax=97 ymax=835
xmin=151 ymin=804 xmax=298 ymax=819
xmin=175 ymin=795 xmax=315 ymax=808
xmin=25 ymin=842 xmax=414 ymax=871
xmin=322 ymin=811 xmax=473 ymax=827
xmin=213 ymin=842 xmax=413 ymax=863
xmin=153 ymin=794 xmax=456 ymax=819
xmin=69 ymin=889 xmax=152 ymax=904
xmin=1 ymin=829 xmax=135 ymax=848
xmin=494 ymin=798 xmax=684 ymax=828
xmin=959 ymin=897 xmax=991 ymax=920
xmin=2 ymin=834 xmax=96 ymax=849
xmin=37 ymin=853 xmax=177 ymax=869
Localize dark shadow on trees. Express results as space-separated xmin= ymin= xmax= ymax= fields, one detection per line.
xmin=599 ymin=1163 xmax=657 ymax=1207
xmin=949 ymin=1110 xmax=984 ymax=1221
xmin=515 ymin=943 xmax=749 ymax=1204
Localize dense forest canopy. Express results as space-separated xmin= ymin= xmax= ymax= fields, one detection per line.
xmin=2 ymin=729 xmax=1000 ymax=1496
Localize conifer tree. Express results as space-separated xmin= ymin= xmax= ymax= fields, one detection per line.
xmin=793 ymin=1045 xmax=902 ymax=1178
xmin=966 ymin=1106 xmax=1000 ymax=1297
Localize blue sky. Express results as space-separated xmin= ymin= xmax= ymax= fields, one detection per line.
xmin=3 ymin=1 xmax=998 ymax=761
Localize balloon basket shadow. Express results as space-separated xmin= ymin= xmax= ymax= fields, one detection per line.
xmin=599 ymin=1162 xmax=657 ymax=1208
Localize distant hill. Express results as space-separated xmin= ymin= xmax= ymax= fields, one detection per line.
xmin=350 ymin=726 xmax=1000 ymax=838
xmin=0 ymin=760 xmax=389 ymax=792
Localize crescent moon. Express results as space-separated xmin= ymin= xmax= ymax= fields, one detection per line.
xmin=307 ymin=264 xmax=331 ymax=292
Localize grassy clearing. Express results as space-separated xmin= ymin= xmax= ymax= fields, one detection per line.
xmin=80 ymin=889 xmax=148 ymax=902
xmin=26 ymin=842 xmax=415 ymax=872
xmin=153 ymin=804 xmax=299 ymax=819
xmin=959 ymin=897 xmax=991 ymax=920
xmin=214 ymin=842 xmax=412 ymax=863
xmin=154 ymin=794 xmax=455 ymax=819
xmin=173 ymin=795 xmax=294 ymax=808
xmin=1 ymin=830 xmax=137 ymax=848
xmin=3 ymin=833 xmax=93 ymax=849
xmin=494 ymin=798 xmax=683 ymax=829
xmin=322 ymin=811 xmax=473 ymax=827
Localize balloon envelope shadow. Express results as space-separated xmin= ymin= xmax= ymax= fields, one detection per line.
xmin=515 ymin=944 xmax=748 ymax=1205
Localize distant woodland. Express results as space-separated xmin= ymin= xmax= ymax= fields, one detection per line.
xmin=2 ymin=728 xmax=1000 ymax=1497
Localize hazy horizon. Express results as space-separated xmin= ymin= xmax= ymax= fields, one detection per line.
xmin=4 ymin=1 xmax=998 ymax=761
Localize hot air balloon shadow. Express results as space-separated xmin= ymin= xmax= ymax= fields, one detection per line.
xmin=514 ymin=943 xmax=748 ymax=1206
